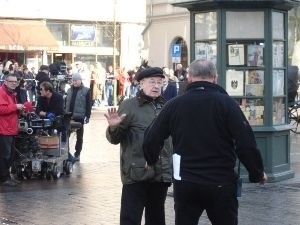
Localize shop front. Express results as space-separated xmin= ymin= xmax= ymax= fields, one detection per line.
xmin=0 ymin=19 xmax=58 ymax=68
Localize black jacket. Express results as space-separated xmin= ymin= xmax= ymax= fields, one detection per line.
xmin=36 ymin=91 xmax=64 ymax=117
xmin=143 ymin=81 xmax=264 ymax=185
xmin=162 ymin=82 xmax=177 ymax=101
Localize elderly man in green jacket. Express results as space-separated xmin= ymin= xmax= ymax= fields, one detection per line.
xmin=105 ymin=67 xmax=172 ymax=225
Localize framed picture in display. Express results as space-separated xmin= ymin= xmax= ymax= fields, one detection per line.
xmin=226 ymin=70 xmax=244 ymax=96
xmin=195 ymin=42 xmax=217 ymax=65
xmin=273 ymin=42 xmax=284 ymax=68
xmin=247 ymin=44 xmax=264 ymax=66
xmin=228 ymin=44 xmax=245 ymax=66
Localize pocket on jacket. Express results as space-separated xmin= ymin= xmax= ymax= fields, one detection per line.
xmin=130 ymin=161 xmax=155 ymax=181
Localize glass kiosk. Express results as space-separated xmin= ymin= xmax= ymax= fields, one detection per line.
xmin=172 ymin=0 xmax=300 ymax=181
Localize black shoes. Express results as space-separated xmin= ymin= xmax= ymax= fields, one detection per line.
xmin=1 ymin=179 xmax=20 ymax=187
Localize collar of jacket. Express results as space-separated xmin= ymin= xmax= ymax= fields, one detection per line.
xmin=185 ymin=81 xmax=229 ymax=95
xmin=136 ymin=90 xmax=166 ymax=106
xmin=72 ymin=84 xmax=83 ymax=90
xmin=2 ymin=84 xmax=17 ymax=97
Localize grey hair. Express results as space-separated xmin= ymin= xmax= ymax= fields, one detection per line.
xmin=188 ymin=60 xmax=217 ymax=78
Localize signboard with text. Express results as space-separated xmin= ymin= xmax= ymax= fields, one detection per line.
xmin=172 ymin=44 xmax=181 ymax=63
xmin=71 ymin=24 xmax=95 ymax=47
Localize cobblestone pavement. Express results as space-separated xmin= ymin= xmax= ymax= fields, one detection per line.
xmin=1 ymin=107 xmax=300 ymax=225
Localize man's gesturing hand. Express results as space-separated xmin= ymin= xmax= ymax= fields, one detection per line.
xmin=104 ymin=107 xmax=126 ymax=128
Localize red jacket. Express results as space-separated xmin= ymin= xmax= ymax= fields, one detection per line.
xmin=0 ymin=85 xmax=19 ymax=135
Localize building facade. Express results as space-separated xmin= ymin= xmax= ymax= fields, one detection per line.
xmin=142 ymin=0 xmax=190 ymax=69
xmin=0 ymin=0 xmax=146 ymax=71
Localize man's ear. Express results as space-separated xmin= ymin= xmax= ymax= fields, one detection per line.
xmin=213 ymin=74 xmax=218 ymax=84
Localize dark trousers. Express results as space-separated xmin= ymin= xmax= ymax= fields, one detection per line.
xmin=120 ymin=182 xmax=168 ymax=225
xmin=0 ymin=136 xmax=15 ymax=182
xmin=74 ymin=119 xmax=84 ymax=157
xmin=174 ymin=180 xmax=238 ymax=225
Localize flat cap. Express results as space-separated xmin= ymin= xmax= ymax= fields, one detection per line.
xmin=72 ymin=73 xmax=82 ymax=81
xmin=136 ymin=67 xmax=164 ymax=82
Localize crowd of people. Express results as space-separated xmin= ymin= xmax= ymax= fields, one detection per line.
xmin=0 ymin=58 xmax=267 ymax=224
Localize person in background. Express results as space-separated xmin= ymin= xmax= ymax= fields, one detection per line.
xmin=128 ymin=70 xmax=139 ymax=98
xmin=105 ymin=67 xmax=172 ymax=225
xmin=0 ymin=73 xmax=24 ymax=186
xmin=96 ymin=62 xmax=106 ymax=104
xmin=23 ymin=65 xmax=36 ymax=102
xmin=35 ymin=81 xmax=64 ymax=118
xmin=90 ymin=64 xmax=100 ymax=107
xmin=162 ymin=67 xmax=177 ymax=101
xmin=35 ymin=65 xmax=51 ymax=96
xmin=65 ymin=73 xmax=92 ymax=161
xmin=0 ymin=62 xmax=4 ymax=86
xmin=31 ymin=67 xmax=37 ymax=77
xmin=35 ymin=81 xmax=74 ymax=162
xmin=105 ymin=65 xmax=115 ymax=106
xmin=174 ymin=63 xmax=187 ymax=81
xmin=143 ymin=60 xmax=267 ymax=225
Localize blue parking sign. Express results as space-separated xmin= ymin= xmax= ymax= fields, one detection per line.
xmin=172 ymin=44 xmax=181 ymax=57
xmin=172 ymin=44 xmax=181 ymax=63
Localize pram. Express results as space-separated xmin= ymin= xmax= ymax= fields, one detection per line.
xmin=13 ymin=112 xmax=82 ymax=180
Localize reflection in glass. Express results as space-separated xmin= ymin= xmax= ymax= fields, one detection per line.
xmin=247 ymin=44 xmax=264 ymax=67
xmin=273 ymin=97 xmax=285 ymax=125
xmin=273 ymin=42 xmax=284 ymax=67
xmin=236 ymin=98 xmax=264 ymax=126
xmin=273 ymin=70 xmax=285 ymax=96
xmin=245 ymin=70 xmax=264 ymax=96
xmin=226 ymin=11 xmax=264 ymax=39
xmin=195 ymin=12 xmax=217 ymax=40
xmin=272 ymin=12 xmax=284 ymax=40
xmin=195 ymin=42 xmax=217 ymax=64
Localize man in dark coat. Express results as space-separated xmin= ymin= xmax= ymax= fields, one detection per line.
xmin=35 ymin=81 xmax=64 ymax=118
xmin=105 ymin=67 xmax=172 ymax=225
xmin=143 ymin=60 xmax=267 ymax=225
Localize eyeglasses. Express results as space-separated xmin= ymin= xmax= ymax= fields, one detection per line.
xmin=6 ymin=80 xmax=19 ymax=84
xmin=147 ymin=80 xmax=163 ymax=87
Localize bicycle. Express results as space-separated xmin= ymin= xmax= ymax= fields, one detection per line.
xmin=288 ymin=100 xmax=300 ymax=133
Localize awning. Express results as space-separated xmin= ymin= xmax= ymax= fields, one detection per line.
xmin=0 ymin=20 xmax=58 ymax=51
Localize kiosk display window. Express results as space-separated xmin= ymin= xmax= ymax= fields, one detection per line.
xmin=194 ymin=9 xmax=287 ymax=126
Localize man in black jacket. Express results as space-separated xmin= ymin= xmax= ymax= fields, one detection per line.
xmin=143 ymin=59 xmax=267 ymax=225
xmin=35 ymin=81 xmax=64 ymax=117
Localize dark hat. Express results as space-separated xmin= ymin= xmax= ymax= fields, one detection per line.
xmin=39 ymin=65 xmax=49 ymax=71
xmin=72 ymin=73 xmax=82 ymax=81
xmin=136 ymin=67 xmax=164 ymax=82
